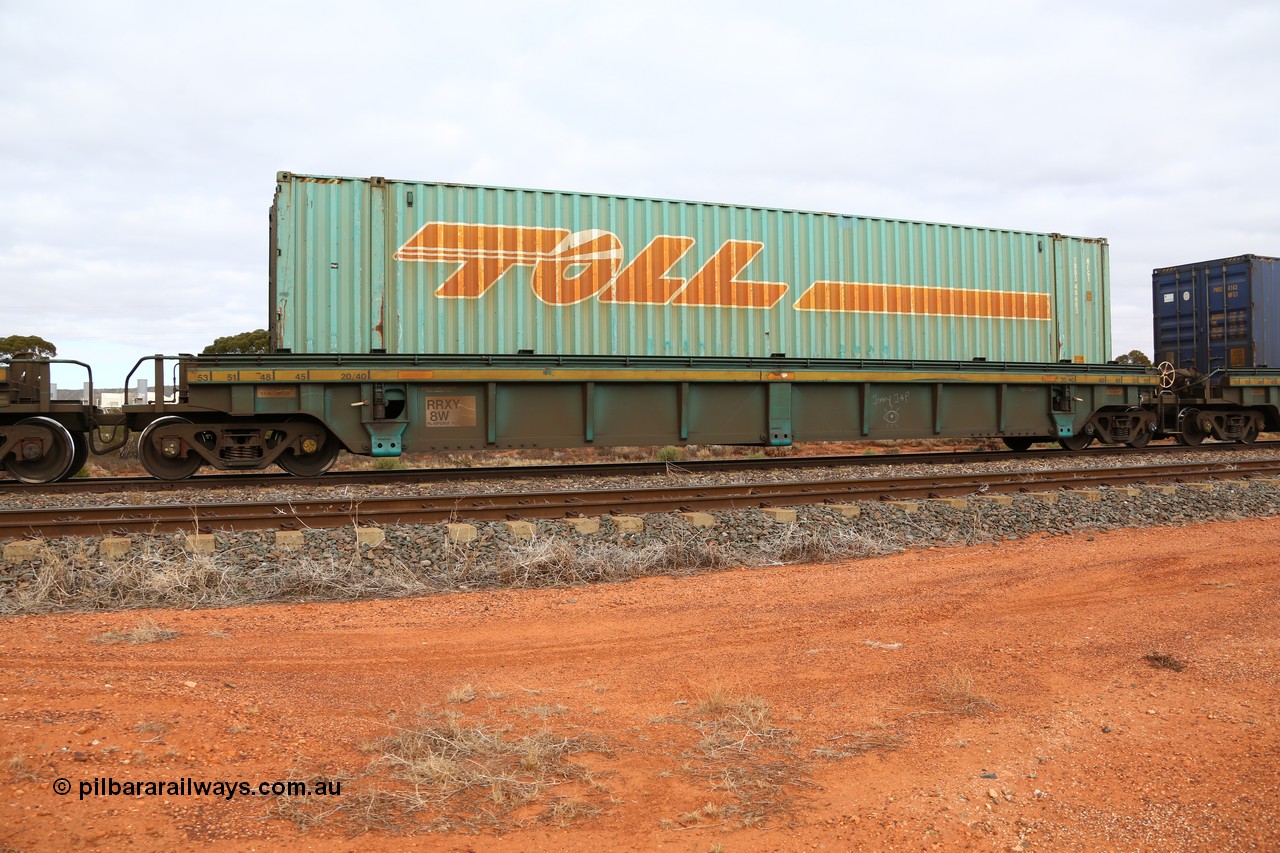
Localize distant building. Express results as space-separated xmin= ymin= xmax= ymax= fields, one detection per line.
xmin=61 ymin=379 xmax=158 ymax=409
xmin=98 ymin=392 xmax=126 ymax=410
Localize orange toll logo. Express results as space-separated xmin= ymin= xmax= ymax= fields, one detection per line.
xmin=394 ymin=223 xmax=1050 ymax=319
xmin=394 ymin=223 xmax=786 ymax=308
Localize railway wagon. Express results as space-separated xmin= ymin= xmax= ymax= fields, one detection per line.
xmin=0 ymin=357 xmax=126 ymax=483
xmin=115 ymin=351 xmax=1176 ymax=480
xmin=1148 ymin=255 xmax=1280 ymax=445
xmin=9 ymin=348 xmax=1280 ymax=482
xmin=270 ymin=172 xmax=1112 ymax=364
xmin=110 ymin=173 xmax=1138 ymax=481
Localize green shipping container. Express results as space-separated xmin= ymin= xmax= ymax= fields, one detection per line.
xmin=270 ymin=173 xmax=1110 ymax=364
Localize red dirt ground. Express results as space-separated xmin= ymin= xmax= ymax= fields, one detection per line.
xmin=2 ymin=519 xmax=1277 ymax=851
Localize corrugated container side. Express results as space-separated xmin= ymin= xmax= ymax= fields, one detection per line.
xmin=271 ymin=173 xmax=1111 ymax=364
xmin=1153 ymin=255 xmax=1280 ymax=374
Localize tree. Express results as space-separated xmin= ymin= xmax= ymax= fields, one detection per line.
xmin=203 ymin=329 xmax=270 ymax=354
xmin=0 ymin=334 xmax=57 ymax=358
xmin=1114 ymin=349 xmax=1151 ymax=366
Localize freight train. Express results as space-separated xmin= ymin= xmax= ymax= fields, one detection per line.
xmin=2 ymin=174 xmax=1278 ymax=483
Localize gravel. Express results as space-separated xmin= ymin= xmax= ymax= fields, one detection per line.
xmin=3 ymin=466 xmax=1279 ymax=614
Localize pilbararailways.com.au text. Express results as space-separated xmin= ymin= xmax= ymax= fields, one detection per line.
xmin=54 ymin=776 xmax=343 ymax=801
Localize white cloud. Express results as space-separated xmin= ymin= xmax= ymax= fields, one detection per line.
xmin=2 ymin=0 xmax=1278 ymax=383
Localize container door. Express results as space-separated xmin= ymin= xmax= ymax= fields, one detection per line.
xmin=1049 ymin=234 xmax=1111 ymax=363
xmin=1218 ymin=259 xmax=1254 ymax=370
xmin=1200 ymin=258 xmax=1261 ymax=374
xmin=1050 ymin=236 xmax=1107 ymax=363
xmin=1153 ymin=266 xmax=1202 ymax=372
xmin=271 ymin=176 xmax=379 ymax=355
xmin=268 ymin=189 xmax=281 ymax=350
xmin=1203 ymin=264 xmax=1230 ymax=374
xmin=1250 ymin=258 xmax=1280 ymax=369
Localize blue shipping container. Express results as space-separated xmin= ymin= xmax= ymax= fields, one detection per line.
xmin=1153 ymin=255 xmax=1280 ymax=375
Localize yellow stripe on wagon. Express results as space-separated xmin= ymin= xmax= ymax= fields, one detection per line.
xmin=187 ymin=367 xmax=1159 ymax=386
xmin=1230 ymin=376 xmax=1280 ymax=386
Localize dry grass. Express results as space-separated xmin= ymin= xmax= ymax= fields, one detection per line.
xmin=8 ymin=754 xmax=37 ymax=782
xmin=276 ymin=711 xmax=612 ymax=833
xmin=445 ymin=684 xmax=477 ymax=704
xmin=92 ymin=618 xmax=179 ymax=645
xmin=369 ymin=713 xmax=611 ymax=824
xmin=268 ymin=773 xmax=373 ymax=832
xmin=813 ymin=719 xmax=906 ymax=760
xmin=542 ymin=796 xmax=601 ymax=826
xmin=0 ymin=488 xmax=942 ymax=617
xmin=926 ymin=666 xmax=998 ymax=717
xmin=665 ymin=802 xmax=724 ymax=829
xmin=0 ymin=519 xmax=750 ymax=615
xmin=666 ymin=683 xmax=809 ymax=829
xmin=133 ymin=721 xmax=170 ymax=738
xmin=691 ymin=681 xmax=772 ymax=733
xmin=1143 ymin=651 xmax=1187 ymax=672
xmin=495 ymin=532 xmax=734 ymax=588
xmin=512 ymin=704 xmax=570 ymax=719
xmin=1 ymin=539 xmax=431 ymax=615
xmin=754 ymin=520 xmax=927 ymax=565
xmin=0 ymin=477 xmax=986 ymax=618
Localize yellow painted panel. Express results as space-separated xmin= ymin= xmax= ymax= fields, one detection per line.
xmin=186 ymin=365 xmax=1158 ymax=387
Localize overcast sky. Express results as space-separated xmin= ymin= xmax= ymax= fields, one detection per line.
xmin=3 ymin=0 xmax=1278 ymax=389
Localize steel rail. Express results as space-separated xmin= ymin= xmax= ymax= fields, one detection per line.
xmin=3 ymin=439 xmax=1277 ymax=495
xmin=4 ymin=459 xmax=1279 ymax=540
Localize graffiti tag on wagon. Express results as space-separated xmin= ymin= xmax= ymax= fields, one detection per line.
xmin=394 ymin=223 xmax=1053 ymax=320
xmin=873 ymin=391 xmax=910 ymax=427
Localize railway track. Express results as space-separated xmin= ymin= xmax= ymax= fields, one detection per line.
xmin=3 ymin=440 xmax=1277 ymax=495
xmin=5 ymin=457 xmax=1279 ymax=540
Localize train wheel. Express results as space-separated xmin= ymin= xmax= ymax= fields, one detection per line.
xmin=1002 ymin=437 xmax=1034 ymax=451
xmin=276 ymin=427 xmax=341 ymax=477
xmin=1175 ymin=408 xmax=1205 ymax=447
xmin=138 ymin=416 xmax=204 ymax=480
xmin=62 ymin=432 xmax=90 ymax=480
xmin=4 ymin=417 xmax=76 ymax=484
xmin=1238 ymin=421 xmax=1259 ymax=445
xmin=1125 ymin=428 xmax=1152 ymax=449
xmin=1058 ymin=431 xmax=1093 ymax=451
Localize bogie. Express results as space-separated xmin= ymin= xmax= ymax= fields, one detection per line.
xmin=137 ymin=416 xmax=204 ymax=480
xmin=275 ymin=421 xmax=342 ymax=477
xmin=2 ymin=417 xmax=77 ymax=484
xmin=128 ymin=414 xmax=344 ymax=480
